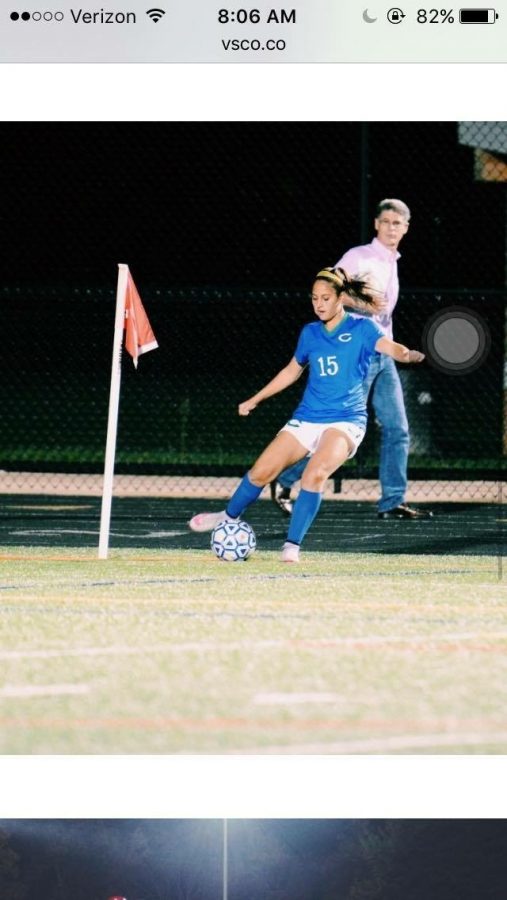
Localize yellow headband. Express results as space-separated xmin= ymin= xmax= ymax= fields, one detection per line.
xmin=316 ymin=268 xmax=344 ymax=285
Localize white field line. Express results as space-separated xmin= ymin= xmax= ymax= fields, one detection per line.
xmin=9 ymin=504 xmax=95 ymax=511
xmin=10 ymin=529 xmax=150 ymax=539
xmin=0 ymin=642 xmax=277 ymax=660
xmin=0 ymin=683 xmax=89 ymax=698
xmin=233 ymin=732 xmax=507 ymax=754
xmin=10 ymin=529 xmax=188 ymax=539
xmin=1 ymin=630 xmax=507 ymax=661
xmin=253 ymin=692 xmax=350 ymax=705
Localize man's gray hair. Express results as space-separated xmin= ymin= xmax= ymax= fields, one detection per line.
xmin=376 ymin=198 xmax=411 ymax=221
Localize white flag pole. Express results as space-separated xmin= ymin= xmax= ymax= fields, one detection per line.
xmin=98 ymin=263 xmax=129 ymax=559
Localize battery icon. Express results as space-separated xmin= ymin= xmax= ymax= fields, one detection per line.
xmin=459 ymin=8 xmax=498 ymax=21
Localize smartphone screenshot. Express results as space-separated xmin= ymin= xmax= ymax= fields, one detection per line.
xmin=0 ymin=0 xmax=505 ymax=881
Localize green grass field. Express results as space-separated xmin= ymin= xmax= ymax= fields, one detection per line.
xmin=1 ymin=546 xmax=506 ymax=754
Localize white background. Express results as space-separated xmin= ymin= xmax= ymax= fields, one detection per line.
xmin=0 ymin=64 xmax=505 ymax=122
xmin=1 ymin=754 xmax=506 ymax=818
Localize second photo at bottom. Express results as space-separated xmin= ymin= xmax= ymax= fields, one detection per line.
xmin=0 ymin=817 xmax=506 ymax=899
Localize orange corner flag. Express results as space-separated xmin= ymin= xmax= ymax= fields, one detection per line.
xmin=124 ymin=269 xmax=158 ymax=367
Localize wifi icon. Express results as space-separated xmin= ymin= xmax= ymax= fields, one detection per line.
xmin=146 ymin=7 xmax=165 ymax=21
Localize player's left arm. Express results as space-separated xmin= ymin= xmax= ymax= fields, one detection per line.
xmin=375 ymin=336 xmax=425 ymax=364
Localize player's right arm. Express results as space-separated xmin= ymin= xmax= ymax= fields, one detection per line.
xmin=238 ymin=357 xmax=304 ymax=416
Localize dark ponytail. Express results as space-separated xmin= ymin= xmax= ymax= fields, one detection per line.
xmin=315 ymin=267 xmax=381 ymax=307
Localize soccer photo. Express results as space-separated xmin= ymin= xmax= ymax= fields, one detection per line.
xmin=1 ymin=817 xmax=506 ymax=899
xmin=0 ymin=121 xmax=505 ymax=753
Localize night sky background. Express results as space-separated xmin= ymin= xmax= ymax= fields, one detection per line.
xmin=0 ymin=122 xmax=505 ymax=289
xmin=0 ymin=819 xmax=507 ymax=900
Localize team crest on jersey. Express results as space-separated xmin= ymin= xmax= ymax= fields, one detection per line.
xmin=338 ymin=333 xmax=352 ymax=342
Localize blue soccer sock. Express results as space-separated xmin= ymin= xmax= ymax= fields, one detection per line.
xmin=287 ymin=488 xmax=323 ymax=545
xmin=226 ymin=472 xmax=263 ymax=519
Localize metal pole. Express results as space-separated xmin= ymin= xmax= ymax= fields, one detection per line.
xmin=503 ymin=195 xmax=507 ymax=456
xmin=360 ymin=122 xmax=370 ymax=244
xmin=223 ymin=819 xmax=228 ymax=900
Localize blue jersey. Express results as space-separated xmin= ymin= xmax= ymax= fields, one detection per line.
xmin=292 ymin=313 xmax=384 ymax=425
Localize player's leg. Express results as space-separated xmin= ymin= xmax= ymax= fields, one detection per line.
xmin=277 ymin=458 xmax=308 ymax=489
xmin=248 ymin=430 xmax=308 ymax=487
xmin=189 ymin=431 xmax=307 ymax=532
xmin=370 ymin=357 xmax=410 ymax=513
xmin=270 ymin=457 xmax=309 ymax=516
xmin=272 ymin=384 xmax=372 ymax=515
xmin=282 ymin=428 xmax=353 ymax=562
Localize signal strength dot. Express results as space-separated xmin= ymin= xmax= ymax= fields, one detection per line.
xmin=146 ymin=7 xmax=165 ymax=21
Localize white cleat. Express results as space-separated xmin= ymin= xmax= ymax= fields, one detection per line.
xmin=281 ymin=541 xmax=300 ymax=563
xmin=188 ymin=510 xmax=230 ymax=532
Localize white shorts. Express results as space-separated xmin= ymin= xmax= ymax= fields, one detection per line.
xmin=280 ymin=419 xmax=366 ymax=459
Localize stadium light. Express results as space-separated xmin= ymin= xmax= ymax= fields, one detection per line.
xmin=223 ymin=819 xmax=228 ymax=900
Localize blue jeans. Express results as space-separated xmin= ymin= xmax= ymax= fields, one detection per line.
xmin=277 ymin=355 xmax=410 ymax=512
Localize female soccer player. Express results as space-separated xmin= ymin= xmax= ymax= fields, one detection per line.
xmin=189 ymin=268 xmax=425 ymax=562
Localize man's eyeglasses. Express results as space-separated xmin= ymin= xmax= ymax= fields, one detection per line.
xmin=377 ymin=219 xmax=407 ymax=228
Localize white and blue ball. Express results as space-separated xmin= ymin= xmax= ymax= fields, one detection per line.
xmin=211 ymin=519 xmax=256 ymax=562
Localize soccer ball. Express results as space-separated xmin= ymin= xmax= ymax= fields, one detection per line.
xmin=211 ymin=519 xmax=257 ymax=562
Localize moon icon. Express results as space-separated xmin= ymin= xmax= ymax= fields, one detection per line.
xmin=363 ymin=9 xmax=378 ymax=21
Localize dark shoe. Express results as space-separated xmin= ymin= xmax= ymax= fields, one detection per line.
xmin=270 ymin=481 xmax=293 ymax=516
xmin=378 ymin=503 xmax=433 ymax=520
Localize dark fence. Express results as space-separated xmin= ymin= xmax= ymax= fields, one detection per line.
xmin=0 ymin=283 xmax=504 ymax=499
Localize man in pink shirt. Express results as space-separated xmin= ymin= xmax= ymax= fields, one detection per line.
xmin=272 ymin=198 xmax=433 ymax=520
